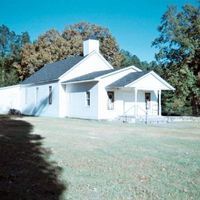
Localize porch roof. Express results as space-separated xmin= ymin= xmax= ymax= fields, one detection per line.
xmin=107 ymin=72 xmax=148 ymax=88
xmin=107 ymin=71 xmax=175 ymax=90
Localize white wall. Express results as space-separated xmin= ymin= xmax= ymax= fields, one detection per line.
xmin=130 ymin=73 xmax=170 ymax=90
xmin=63 ymin=69 xmax=160 ymax=120
xmin=21 ymin=82 xmax=60 ymax=117
xmin=58 ymin=83 xmax=67 ymax=117
xmin=60 ymin=53 xmax=112 ymax=82
xmin=66 ymin=82 xmax=99 ymax=119
xmin=96 ymin=72 xmax=168 ymax=120
xmin=97 ymin=68 xmax=137 ymax=119
xmin=0 ymin=85 xmax=21 ymax=114
xmin=97 ymin=87 xmax=159 ymax=120
xmin=137 ymin=90 xmax=158 ymax=116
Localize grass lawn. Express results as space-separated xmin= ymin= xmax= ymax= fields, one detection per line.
xmin=0 ymin=116 xmax=200 ymax=199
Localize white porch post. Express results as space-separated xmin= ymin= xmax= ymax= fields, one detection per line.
xmin=158 ymin=90 xmax=161 ymax=116
xmin=134 ymin=88 xmax=138 ymax=116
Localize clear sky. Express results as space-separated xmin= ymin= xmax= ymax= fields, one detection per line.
xmin=0 ymin=0 xmax=197 ymax=61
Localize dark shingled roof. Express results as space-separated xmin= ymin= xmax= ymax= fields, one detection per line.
xmin=107 ymin=71 xmax=149 ymax=88
xmin=22 ymin=56 xmax=84 ymax=84
xmin=62 ymin=69 xmax=117 ymax=83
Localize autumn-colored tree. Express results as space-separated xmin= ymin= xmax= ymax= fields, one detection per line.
xmin=17 ymin=29 xmax=70 ymax=79
xmin=62 ymin=22 xmax=123 ymax=66
xmin=19 ymin=22 xmax=124 ymax=80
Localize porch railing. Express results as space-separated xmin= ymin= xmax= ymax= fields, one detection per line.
xmin=123 ymin=103 xmax=146 ymax=117
xmin=121 ymin=103 xmax=161 ymax=123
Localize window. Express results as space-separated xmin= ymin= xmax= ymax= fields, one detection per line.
xmin=86 ymin=91 xmax=90 ymax=106
xmin=49 ymin=86 xmax=52 ymax=105
xmin=107 ymin=91 xmax=114 ymax=110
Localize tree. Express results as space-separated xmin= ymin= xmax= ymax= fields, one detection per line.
xmin=121 ymin=49 xmax=160 ymax=71
xmin=152 ymin=4 xmax=200 ymax=115
xmin=0 ymin=25 xmax=30 ymax=86
xmin=19 ymin=22 xmax=124 ymax=80
xmin=62 ymin=22 xmax=123 ymax=66
xmin=18 ymin=29 xmax=70 ymax=79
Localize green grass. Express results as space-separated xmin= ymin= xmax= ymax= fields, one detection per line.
xmin=1 ymin=116 xmax=200 ymax=199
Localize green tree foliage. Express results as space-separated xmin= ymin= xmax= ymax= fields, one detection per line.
xmin=0 ymin=25 xmax=30 ymax=86
xmin=152 ymin=4 xmax=200 ymax=115
xmin=121 ymin=49 xmax=160 ymax=71
xmin=19 ymin=22 xmax=124 ymax=80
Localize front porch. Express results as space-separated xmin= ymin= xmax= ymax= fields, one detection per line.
xmin=121 ymin=87 xmax=162 ymax=117
xmin=112 ymin=87 xmax=163 ymax=123
xmin=107 ymin=87 xmax=162 ymax=120
xmin=105 ymin=70 xmax=175 ymax=122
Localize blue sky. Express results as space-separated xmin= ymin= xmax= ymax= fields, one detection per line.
xmin=0 ymin=0 xmax=197 ymax=61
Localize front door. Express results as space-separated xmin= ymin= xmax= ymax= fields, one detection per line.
xmin=107 ymin=91 xmax=114 ymax=110
xmin=145 ymin=92 xmax=151 ymax=110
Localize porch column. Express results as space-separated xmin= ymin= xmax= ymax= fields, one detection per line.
xmin=158 ymin=90 xmax=161 ymax=116
xmin=134 ymin=88 xmax=138 ymax=116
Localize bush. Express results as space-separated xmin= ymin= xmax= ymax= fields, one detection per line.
xmin=8 ymin=109 xmax=22 ymax=116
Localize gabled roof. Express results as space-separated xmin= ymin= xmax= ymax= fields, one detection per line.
xmin=59 ymin=51 xmax=113 ymax=80
xmin=62 ymin=69 xmax=117 ymax=84
xmin=107 ymin=72 xmax=148 ymax=88
xmin=22 ymin=56 xmax=84 ymax=84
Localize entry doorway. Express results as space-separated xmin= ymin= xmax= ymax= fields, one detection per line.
xmin=107 ymin=91 xmax=114 ymax=110
xmin=145 ymin=92 xmax=151 ymax=110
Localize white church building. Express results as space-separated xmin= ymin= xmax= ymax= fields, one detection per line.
xmin=0 ymin=38 xmax=174 ymax=120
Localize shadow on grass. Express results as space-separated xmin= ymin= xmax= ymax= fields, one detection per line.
xmin=0 ymin=116 xmax=66 ymax=200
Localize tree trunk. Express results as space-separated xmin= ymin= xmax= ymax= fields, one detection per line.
xmin=192 ymin=96 xmax=200 ymax=116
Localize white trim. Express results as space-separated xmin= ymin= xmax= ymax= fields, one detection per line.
xmin=21 ymin=79 xmax=58 ymax=87
xmin=0 ymin=84 xmax=20 ymax=90
xmin=158 ymin=90 xmax=161 ymax=116
xmin=94 ymin=51 xmax=114 ymax=69
xmin=61 ymin=66 xmax=137 ymax=85
xmin=128 ymin=65 xmax=142 ymax=72
xmin=150 ymin=71 xmax=175 ymax=90
xmin=62 ymin=80 xmax=98 ymax=85
xmin=126 ymin=71 xmax=175 ymax=90
xmin=59 ymin=51 xmax=113 ymax=81
xmin=134 ymin=88 xmax=138 ymax=116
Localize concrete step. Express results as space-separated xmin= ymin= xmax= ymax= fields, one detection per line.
xmin=136 ymin=116 xmax=170 ymax=124
xmin=118 ymin=115 xmax=136 ymax=123
xmin=118 ymin=115 xmax=171 ymax=124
